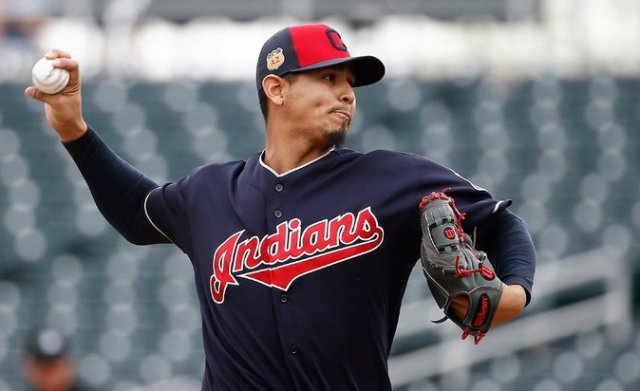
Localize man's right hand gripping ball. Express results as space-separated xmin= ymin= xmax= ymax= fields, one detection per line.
xmin=419 ymin=192 xmax=504 ymax=344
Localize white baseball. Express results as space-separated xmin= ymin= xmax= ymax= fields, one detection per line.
xmin=31 ymin=57 xmax=70 ymax=94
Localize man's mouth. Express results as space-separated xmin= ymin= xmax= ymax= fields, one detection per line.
xmin=332 ymin=110 xmax=352 ymax=122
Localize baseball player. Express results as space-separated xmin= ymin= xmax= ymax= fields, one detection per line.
xmin=26 ymin=24 xmax=536 ymax=390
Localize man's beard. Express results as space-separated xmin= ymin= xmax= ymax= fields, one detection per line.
xmin=327 ymin=130 xmax=346 ymax=149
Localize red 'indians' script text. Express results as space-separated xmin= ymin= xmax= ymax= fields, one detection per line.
xmin=209 ymin=207 xmax=384 ymax=303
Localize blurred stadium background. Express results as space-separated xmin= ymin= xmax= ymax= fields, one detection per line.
xmin=1 ymin=0 xmax=639 ymax=390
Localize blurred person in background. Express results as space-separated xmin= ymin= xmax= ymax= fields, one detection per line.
xmin=23 ymin=328 xmax=93 ymax=391
xmin=0 ymin=0 xmax=58 ymax=45
xmin=0 ymin=0 xmax=58 ymax=80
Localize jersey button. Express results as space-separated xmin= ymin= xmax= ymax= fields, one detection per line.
xmin=289 ymin=345 xmax=298 ymax=355
xmin=274 ymin=210 xmax=282 ymax=218
xmin=280 ymin=293 xmax=288 ymax=303
xmin=275 ymin=183 xmax=284 ymax=192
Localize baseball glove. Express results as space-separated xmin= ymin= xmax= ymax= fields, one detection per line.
xmin=419 ymin=191 xmax=503 ymax=344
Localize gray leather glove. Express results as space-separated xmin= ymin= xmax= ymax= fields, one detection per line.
xmin=419 ymin=192 xmax=504 ymax=344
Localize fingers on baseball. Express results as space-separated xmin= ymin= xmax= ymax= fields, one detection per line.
xmin=25 ymin=50 xmax=78 ymax=102
xmin=43 ymin=50 xmax=79 ymax=80
xmin=44 ymin=49 xmax=72 ymax=60
xmin=35 ymin=54 xmax=80 ymax=97
xmin=51 ymin=57 xmax=78 ymax=73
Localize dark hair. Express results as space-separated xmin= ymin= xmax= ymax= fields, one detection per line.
xmin=258 ymin=73 xmax=298 ymax=121
xmin=258 ymin=87 xmax=269 ymax=121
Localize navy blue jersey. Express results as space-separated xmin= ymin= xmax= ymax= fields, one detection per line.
xmin=145 ymin=148 xmax=513 ymax=390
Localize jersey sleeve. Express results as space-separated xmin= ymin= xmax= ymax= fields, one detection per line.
xmin=63 ymin=127 xmax=170 ymax=246
xmin=443 ymin=169 xmax=512 ymax=231
xmin=405 ymin=152 xmax=511 ymax=231
xmin=476 ymin=209 xmax=536 ymax=305
xmin=144 ymin=175 xmax=193 ymax=254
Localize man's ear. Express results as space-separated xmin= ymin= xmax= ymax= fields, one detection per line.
xmin=262 ymin=75 xmax=286 ymax=106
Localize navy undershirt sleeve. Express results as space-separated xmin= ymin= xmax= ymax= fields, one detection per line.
xmin=475 ymin=209 xmax=536 ymax=305
xmin=63 ymin=127 xmax=170 ymax=245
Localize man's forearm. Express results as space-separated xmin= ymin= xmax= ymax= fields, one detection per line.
xmin=493 ymin=284 xmax=527 ymax=326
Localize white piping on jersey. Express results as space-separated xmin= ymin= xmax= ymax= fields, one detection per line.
xmin=259 ymin=148 xmax=335 ymax=178
xmin=450 ymin=169 xmax=488 ymax=193
xmin=492 ymin=200 xmax=504 ymax=214
xmin=144 ymin=187 xmax=173 ymax=242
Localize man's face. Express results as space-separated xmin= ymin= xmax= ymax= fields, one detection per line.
xmin=25 ymin=356 xmax=74 ymax=391
xmin=282 ymin=65 xmax=356 ymax=148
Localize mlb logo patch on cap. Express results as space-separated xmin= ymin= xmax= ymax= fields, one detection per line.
xmin=266 ymin=48 xmax=286 ymax=71
xmin=256 ymin=24 xmax=385 ymax=91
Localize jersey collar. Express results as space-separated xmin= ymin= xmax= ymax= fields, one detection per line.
xmin=258 ymin=148 xmax=335 ymax=178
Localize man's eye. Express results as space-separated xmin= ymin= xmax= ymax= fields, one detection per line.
xmin=323 ymin=74 xmax=335 ymax=81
